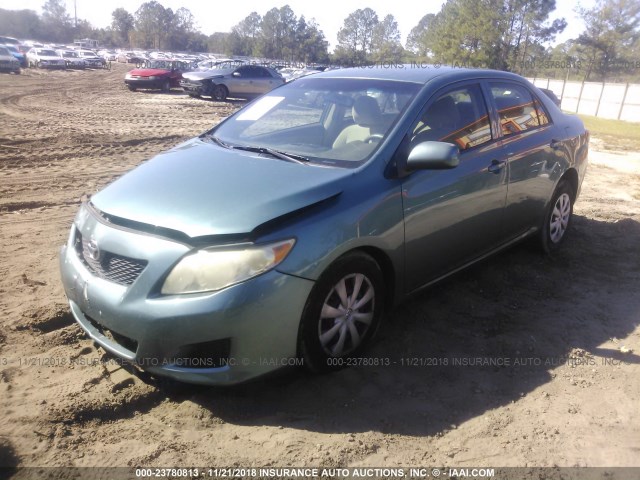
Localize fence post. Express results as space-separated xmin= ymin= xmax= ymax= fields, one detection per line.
xmin=594 ymin=82 xmax=606 ymax=117
xmin=617 ymin=83 xmax=630 ymax=121
xmin=576 ymin=80 xmax=586 ymax=114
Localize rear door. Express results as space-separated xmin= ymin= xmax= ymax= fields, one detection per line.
xmin=487 ymin=81 xmax=562 ymax=238
xmin=402 ymin=82 xmax=508 ymax=293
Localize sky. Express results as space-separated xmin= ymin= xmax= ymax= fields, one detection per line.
xmin=1 ymin=0 xmax=594 ymax=49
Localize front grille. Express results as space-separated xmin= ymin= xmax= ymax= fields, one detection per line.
xmin=74 ymin=229 xmax=147 ymax=286
xmin=85 ymin=314 xmax=138 ymax=355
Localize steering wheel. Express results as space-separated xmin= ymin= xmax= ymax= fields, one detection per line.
xmin=363 ymin=134 xmax=384 ymax=143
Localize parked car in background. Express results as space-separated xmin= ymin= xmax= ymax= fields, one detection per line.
xmin=180 ymin=64 xmax=284 ymax=100
xmin=0 ymin=46 xmax=21 ymax=74
xmin=77 ymin=50 xmax=104 ymax=68
xmin=124 ymin=59 xmax=192 ymax=92
xmin=118 ymin=51 xmax=146 ymax=64
xmin=57 ymin=50 xmax=85 ymax=69
xmin=60 ymin=66 xmax=589 ymax=386
xmin=2 ymin=44 xmax=26 ymax=67
xmin=539 ymin=88 xmax=562 ymax=108
xmin=98 ymin=50 xmax=117 ymax=62
xmin=26 ymin=48 xmax=66 ymax=69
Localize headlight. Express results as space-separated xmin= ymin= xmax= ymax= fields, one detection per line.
xmin=161 ymin=239 xmax=296 ymax=295
xmin=125 ymin=73 xmax=132 ymax=79
xmin=148 ymin=76 xmax=157 ymax=80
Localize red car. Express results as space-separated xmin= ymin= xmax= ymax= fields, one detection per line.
xmin=124 ymin=60 xmax=192 ymax=92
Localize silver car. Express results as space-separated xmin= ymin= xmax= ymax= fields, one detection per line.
xmin=26 ymin=48 xmax=66 ymax=69
xmin=181 ymin=64 xmax=284 ymax=100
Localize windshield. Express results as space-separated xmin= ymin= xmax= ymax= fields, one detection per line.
xmin=146 ymin=60 xmax=174 ymax=69
xmin=62 ymin=51 xmax=79 ymax=58
xmin=210 ymin=77 xmax=420 ymax=167
xmin=39 ymin=49 xmax=58 ymax=56
xmin=0 ymin=47 xmax=10 ymax=55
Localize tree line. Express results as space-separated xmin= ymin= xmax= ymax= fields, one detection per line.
xmin=0 ymin=0 xmax=638 ymax=81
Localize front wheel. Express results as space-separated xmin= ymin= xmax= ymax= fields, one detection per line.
xmin=127 ymin=84 xmax=137 ymax=92
xmin=211 ymin=84 xmax=228 ymax=101
xmin=539 ymin=179 xmax=574 ymax=253
xmin=161 ymin=79 xmax=170 ymax=92
xmin=298 ymin=252 xmax=384 ymax=373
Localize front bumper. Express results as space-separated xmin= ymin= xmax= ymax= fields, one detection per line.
xmin=59 ymin=210 xmax=314 ymax=385
xmin=0 ymin=62 xmax=20 ymax=73
xmin=125 ymin=78 xmax=166 ymax=90
xmin=180 ymin=79 xmax=208 ymax=95
xmin=84 ymin=59 xmax=104 ymax=68
xmin=37 ymin=61 xmax=66 ymax=69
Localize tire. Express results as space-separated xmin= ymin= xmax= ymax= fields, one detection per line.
xmin=211 ymin=84 xmax=228 ymax=101
xmin=188 ymin=93 xmax=200 ymax=98
xmin=161 ymin=80 xmax=170 ymax=92
xmin=36 ymin=61 xmax=41 ymax=69
xmin=298 ymin=251 xmax=384 ymax=373
xmin=127 ymin=85 xmax=137 ymax=92
xmin=539 ymin=179 xmax=575 ymax=253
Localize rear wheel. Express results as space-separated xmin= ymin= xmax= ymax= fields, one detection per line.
xmin=161 ymin=80 xmax=170 ymax=92
xmin=539 ymin=179 xmax=574 ymax=253
xmin=298 ymin=252 xmax=384 ymax=373
xmin=211 ymin=84 xmax=228 ymax=101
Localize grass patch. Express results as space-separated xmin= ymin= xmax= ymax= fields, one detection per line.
xmin=577 ymin=114 xmax=640 ymax=152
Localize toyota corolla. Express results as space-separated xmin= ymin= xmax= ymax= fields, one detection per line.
xmin=60 ymin=66 xmax=589 ymax=385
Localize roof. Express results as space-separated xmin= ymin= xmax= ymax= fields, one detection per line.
xmin=317 ymin=64 xmax=526 ymax=84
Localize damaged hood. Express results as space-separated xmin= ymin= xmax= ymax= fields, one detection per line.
xmin=181 ymin=68 xmax=234 ymax=81
xmin=91 ymin=138 xmax=350 ymax=238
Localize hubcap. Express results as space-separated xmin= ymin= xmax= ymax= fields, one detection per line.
xmin=318 ymin=273 xmax=375 ymax=357
xmin=549 ymin=192 xmax=571 ymax=243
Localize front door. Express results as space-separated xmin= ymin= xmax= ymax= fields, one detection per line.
xmin=402 ymin=82 xmax=508 ymax=293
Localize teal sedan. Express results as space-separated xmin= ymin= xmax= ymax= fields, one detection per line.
xmin=59 ymin=66 xmax=589 ymax=385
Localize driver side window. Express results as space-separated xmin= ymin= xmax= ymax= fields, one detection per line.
xmin=413 ymin=84 xmax=492 ymax=151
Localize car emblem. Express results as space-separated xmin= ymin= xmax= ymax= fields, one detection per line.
xmin=87 ymin=239 xmax=101 ymax=261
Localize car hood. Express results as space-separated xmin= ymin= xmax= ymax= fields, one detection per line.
xmin=0 ymin=54 xmax=16 ymax=61
xmin=37 ymin=55 xmax=63 ymax=61
xmin=182 ymin=69 xmax=232 ymax=81
xmin=128 ymin=68 xmax=170 ymax=77
xmin=91 ymin=139 xmax=350 ymax=238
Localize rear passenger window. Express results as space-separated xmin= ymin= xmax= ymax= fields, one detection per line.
xmin=412 ymin=84 xmax=492 ymax=151
xmin=490 ymin=82 xmax=547 ymax=135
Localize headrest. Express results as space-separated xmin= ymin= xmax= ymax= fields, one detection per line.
xmin=427 ymin=96 xmax=459 ymax=128
xmin=353 ymin=96 xmax=382 ymax=127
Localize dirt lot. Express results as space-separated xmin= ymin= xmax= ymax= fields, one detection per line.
xmin=0 ymin=64 xmax=639 ymax=475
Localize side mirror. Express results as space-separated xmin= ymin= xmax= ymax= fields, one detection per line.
xmin=406 ymin=141 xmax=460 ymax=170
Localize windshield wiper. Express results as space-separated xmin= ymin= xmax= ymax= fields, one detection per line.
xmin=201 ymin=135 xmax=309 ymax=164
xmin=201 ymin=133 xmax=231 ymax=149
xmin=230 ymin=145 xmax=309 ymax=164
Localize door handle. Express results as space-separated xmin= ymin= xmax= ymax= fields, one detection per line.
xmin=488 ymin=159 xmax=506 ymax=174
xmin=550 ymin=139 xmax=562 ymax=150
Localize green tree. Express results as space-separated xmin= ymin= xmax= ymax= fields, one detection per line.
xmin=208 ymin=32 xmax=231 ymax=55
xmin=111 ymin=8 xmax=134 ymax=46
xmin=576 ymin=0 xmax=640 ymax=81
xmin=294 ymin=17 xmax=329 ymax=63
xmin=406 ymin=14 xmax=436 ymax=57
xmin=41 ymin=0 xmax=72 ymax=42
xmin=335 ymin=8 xmax=379 ymax=64
xmin=134 ymin=1 xmax=171 ymax=49
xmin=407 ymin=0 xmax=565 ymax=71
xmin=371 ymin=14 xmax=404 ymax=61
xmin=229 ymin=12 xmax=262 ymax=56
xmin=0 ymin=9 xmax=42 ymax=39
xmin=260 ymin=5 xmax=298 ymax=60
